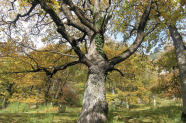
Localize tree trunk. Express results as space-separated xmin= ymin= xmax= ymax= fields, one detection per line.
xmin=126 ymin=99 xmax=130 ymax=109
xmin=153 ymin=95 xmax=156 ymax=107
xmin=173 ymin=95 xmax=176 ymax=102
xmin=78 ymin=65 xmax=108 ymax=123
xmin=45 ymin=77 xmax=52 ymax=104
xmin=58 ymin=102 xmax=66 ymax=113
xmin=2 ymin=98 xmax=8 ymax=109
xmin=112 ymin=83 xmax=115 ymax=95
xmin=168 ymin=25 xmax=186 ymax=122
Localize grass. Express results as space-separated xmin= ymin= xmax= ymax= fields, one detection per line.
xmin=108 ymin=99 xmax=182 ymax=123
xmin=0 ymin=99 xmax=182 ymax=123
xmin=0 ymin=102 xmax=30 ymax=113
xmin=0 ymin=113 xmax=78 ymax=123
xmin=108 ymin=105 xmax=182 ymax=123
xmin=0 ymin=102 xmax=80 ymax=123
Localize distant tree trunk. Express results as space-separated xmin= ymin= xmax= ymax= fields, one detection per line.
xmin=58 ymin=102 xmax=62 ymax=113
xmin=112 ymin=84 xmax=115 ymax=95
xmin=2 ymin=98 xmax=8 ymax=109
xmin=50 ymin=81 xmax=56 ymax=107
xmin=126 ymin=98 xmax=130 ymax=109
xmin=35 ymin=88 xmax=41 ymax=108
xmin=153 ymin=95 xmax=156 ymax=107
xmin=137 ymin=97 xmax=141 ymax=104
xmin=45 ymin=77 xmax=52 ymax=104
xmin=173 ymin=95 xmax=176 ymax=102
xmin=168 ymin=25 xmax=186 ymax=122
xmin=50 ymin=101 xmax=54 ymax=107
xmin=2 ymin=82 xmax=15 ymax=109
xmin=58 ymin=102 xmax=66 ymax=113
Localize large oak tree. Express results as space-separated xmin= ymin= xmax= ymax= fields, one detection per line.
xmin=0 ymin=0 xmax=154 ymax=122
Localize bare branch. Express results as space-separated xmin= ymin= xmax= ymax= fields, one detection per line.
xmin=9 ymin=0 xmax=17 ymax=11
xmin=53 ymin=61 xmax=81 ymax=74
xmin=111 ymin=68 xmax=125 ymax=77
xmin=123 ymin=26 xmax=138 ymax=41
xmin=145 ymin=22 xmax=160 ymax=36
xmin=39 ymin=0 xmax=73 ymax=43
xmin=24 ymin=13 xmax=39 ymax=21
xmin=40 ymin=50 xmax=79 ymax=58
xmin=21 ymin=49 xmax=40 ymax=69
xmin=102 ymin=0 xmax=115 ymax=27
xmin=8 ymin=2 xmax=38 ymax=24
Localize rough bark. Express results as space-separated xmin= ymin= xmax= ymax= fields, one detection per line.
xmin=77 ymin=31 xmax=110 ymax=122
xmin=78 ymin=65 xmax=108 ymax=123
xmin=168 ymin=25 xmax=186 ymax=122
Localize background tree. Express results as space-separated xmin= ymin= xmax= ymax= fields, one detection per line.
xmin=116 ymin=0 xmax=185 ymax=120
xmin=148 ymin=0 xmax=186 ymax=121
xmin=105 ymin=41 xmax=153 ymax=109
xmin=151 ymin=45 xmax=181 ymax=102
xmin=0 ymin=41 xmax=80 ymax=110
xmin=0 ymin=41 xmax=22 ymax=109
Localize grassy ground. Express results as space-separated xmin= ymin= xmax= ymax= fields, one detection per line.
xmin=0 ymin=99 xmax=182 ymax=123
xmin=0 ymin=113 xmax=77 ymax=123
xmin=0 ymin=103 xmax=80 ymax=123
xmin=108 ymin=99 xmax=182 ymax=123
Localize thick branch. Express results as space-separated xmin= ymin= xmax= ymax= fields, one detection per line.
xmin=110 ymin=0 xmax=152 ymax=65
xmin=60 ymin=0 xmax=93 ymax=35
xmin=39 ymin=0 xmax=73 ymax=43
xmin=62 ymin=0 xmax=97 ymax=33
xmin=101 ymin=0 xmax=115 ymax=30
xmin=39 ymin=0 xmax=88 ymax=64
xmin=93 ymin=0 xmax=100 ymax=23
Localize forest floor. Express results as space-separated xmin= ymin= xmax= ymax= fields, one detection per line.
xmin=108 ymin=99 xmax=182 ymax=123
xmin=0 ymin=99 xmax=182 ymax=123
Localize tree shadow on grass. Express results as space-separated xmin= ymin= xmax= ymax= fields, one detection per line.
xmin=108 ymin=105 xmax=182 ymax=123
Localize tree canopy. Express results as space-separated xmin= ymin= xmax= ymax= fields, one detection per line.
xmin=0 ymin=0 xmax=185 ymax=122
